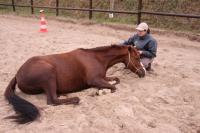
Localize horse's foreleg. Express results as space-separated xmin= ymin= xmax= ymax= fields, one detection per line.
xmin=45 ymin=80 xmax=80 ymax=105
xmin=91 ymin=78 xmax=117 ymax=93
xmin=105 ymin=77 xmax=120 ymax=85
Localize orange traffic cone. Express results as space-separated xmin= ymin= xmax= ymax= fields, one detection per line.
xmin=39 ymin=10 xmax=48 ymax=32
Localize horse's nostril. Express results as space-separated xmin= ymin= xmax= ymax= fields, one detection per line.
xmin=138 ymin=69 xmax=145 ymax=78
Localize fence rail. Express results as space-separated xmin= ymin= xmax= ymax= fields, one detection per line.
xmin=0 ymin=0 xmax=200 ymax=24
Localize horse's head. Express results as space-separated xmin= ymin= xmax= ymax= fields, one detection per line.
xmin=96 ymin=44 xmax=146 ymax=78
xmin=124 ymin=45 xmax=146 ymax=78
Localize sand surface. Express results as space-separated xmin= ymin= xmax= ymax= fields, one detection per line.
xmin=0 ymin=15 xmax=200 ymax=133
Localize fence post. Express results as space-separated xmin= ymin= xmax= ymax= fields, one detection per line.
xmin=30 ymin=0 xmax=34 ymax=14
xmin=56 ymin=0 xmax=59 ymax=16
xmin=89 ymin=0 xmax=93 ymax=19
xmin=137 ymin=0 xmax=142 ymax=24
xmin=11 ymin=0 xmax=15 ymax=12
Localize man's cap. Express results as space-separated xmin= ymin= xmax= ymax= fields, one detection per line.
xmin=40 ymin=10 xmax=44 ymax=13
xmin=136 ymin=22 xmax=148 ymax=31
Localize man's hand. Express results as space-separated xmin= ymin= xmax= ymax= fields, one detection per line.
xmin=139 ymin=50 xmax=143 ymax=54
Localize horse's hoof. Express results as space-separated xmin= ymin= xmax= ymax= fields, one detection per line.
xmin=115 ymin=78 xmax=120 ymax=83
xmin=96 ymin=91 xmax=100 ymax=96
xmin=111 ymin=89 xmax=116 ymax=93
xmin=71 ymin=97 xmax=80 ymax=105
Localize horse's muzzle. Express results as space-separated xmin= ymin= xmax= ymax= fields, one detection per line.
xmin=137 ymin=68 xmax=146 ymax=78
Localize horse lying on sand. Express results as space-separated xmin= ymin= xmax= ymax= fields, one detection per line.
xmin=4 ymin=44 xmax=145 ymax=124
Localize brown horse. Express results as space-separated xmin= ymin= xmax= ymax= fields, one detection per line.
xmin=4 ymin=44 xmax=145 ymax=124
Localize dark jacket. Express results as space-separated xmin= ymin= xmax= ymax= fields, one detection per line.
xmin=123 ymin=33 xmax=157 ymax=58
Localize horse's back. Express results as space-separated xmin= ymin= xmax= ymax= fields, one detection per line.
xmin=15 ymin=49 xmax=104 ymax=94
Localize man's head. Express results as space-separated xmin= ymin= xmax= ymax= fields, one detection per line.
xmin=136 ymin=22 xmax=149 ymax=37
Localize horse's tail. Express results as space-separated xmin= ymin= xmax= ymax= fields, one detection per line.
xmin=4 ymin=76 xmax=40 ymax=124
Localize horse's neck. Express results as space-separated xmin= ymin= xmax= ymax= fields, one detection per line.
xmin=97 ymin=51 xmax=125 ymax=70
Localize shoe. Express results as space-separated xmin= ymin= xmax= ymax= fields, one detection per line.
xmin=146 ymin=63 xmax=151 ymax=71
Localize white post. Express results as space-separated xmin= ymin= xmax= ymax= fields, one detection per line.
xmin=109 ymin=0 xmax=115 ymax=18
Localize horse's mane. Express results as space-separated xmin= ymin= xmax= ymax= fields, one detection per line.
xmin=81 ymin=44 xmax=125 ymax=52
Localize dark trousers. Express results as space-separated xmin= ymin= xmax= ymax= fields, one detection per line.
xmin=140 ymin=58 xmax=154 ymax=69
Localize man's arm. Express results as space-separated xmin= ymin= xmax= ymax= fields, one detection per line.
xmin=141 ymin=40 xmax=157 ymax=58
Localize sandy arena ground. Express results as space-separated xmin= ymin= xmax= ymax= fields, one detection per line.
xmin=0 ymin=15 xmax=200 ymax=133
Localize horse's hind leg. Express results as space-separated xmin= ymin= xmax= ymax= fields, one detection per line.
xmin=44 ymin=79 xmax=80 ymax=105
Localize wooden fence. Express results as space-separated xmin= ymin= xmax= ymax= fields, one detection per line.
xmin=0 ymin=0 xmax=200 ymax=24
